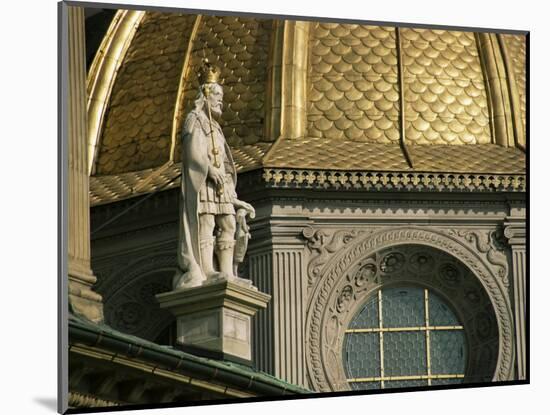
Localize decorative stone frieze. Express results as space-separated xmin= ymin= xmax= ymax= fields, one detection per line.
xmin=261 ymin=169 xmax=525 ymax=192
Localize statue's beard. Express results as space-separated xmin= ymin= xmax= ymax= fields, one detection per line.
xmin=209 ymin=103 xmax=223 ymax=117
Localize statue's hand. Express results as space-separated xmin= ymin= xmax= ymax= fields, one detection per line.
xmin=207 ymin=166 xmax=225 ymax=186
xmin=233 ymin=199 xmax=255 ymax=219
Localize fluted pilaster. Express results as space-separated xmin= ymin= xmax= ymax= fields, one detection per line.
xmin=67 ymin=5 xmax=103 ymax=322
xmin=504 ymin=218 xmax=526 ymax=379
xmin=249 ymin=240 xmax=307 ymax=387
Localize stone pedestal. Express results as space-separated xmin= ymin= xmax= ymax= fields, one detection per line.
xmin=156 ymin=279 xmax=270 ymax=362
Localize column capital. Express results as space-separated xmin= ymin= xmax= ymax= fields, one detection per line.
xmin=248 ymin=219 xmax=311 ymax=254
xmin=504 ymin=218 xmax=526 ymax=247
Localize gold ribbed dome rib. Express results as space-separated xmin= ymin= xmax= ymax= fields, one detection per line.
xmin=95 ymin=12 xmax=198 ymax=175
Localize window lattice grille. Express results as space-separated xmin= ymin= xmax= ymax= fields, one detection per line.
xmin=344 ymin=287 xmax=466 ymax=390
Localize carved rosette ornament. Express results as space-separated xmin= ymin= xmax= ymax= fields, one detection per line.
xmin=305 ymin=227 xmax=515 ymax=392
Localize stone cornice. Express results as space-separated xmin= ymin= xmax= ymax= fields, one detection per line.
xmin=90 ymin=166 xmax=526 ymax=207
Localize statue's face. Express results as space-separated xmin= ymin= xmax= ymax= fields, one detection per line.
xmin=206 ymin=84 xmax=223 ymax=117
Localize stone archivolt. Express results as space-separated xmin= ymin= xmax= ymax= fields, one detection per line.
xmin=94 ymin=249 xmax=177 ymax=341
xmin=304 ymin=226 xmax=514 ymax=392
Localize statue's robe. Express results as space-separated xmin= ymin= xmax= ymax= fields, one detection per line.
xmin=175 ymin=108 xmax=237 ymax=287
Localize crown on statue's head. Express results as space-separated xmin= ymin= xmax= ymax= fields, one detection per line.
xmin=198 ymin=58 xmax=221 ymax=86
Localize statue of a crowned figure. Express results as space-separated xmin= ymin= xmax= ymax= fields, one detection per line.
xmin=173 ymin=59 xmax=255 ymax=289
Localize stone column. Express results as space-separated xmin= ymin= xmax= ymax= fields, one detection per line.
xmin=504 ymin=218 xmax=526 ymax=380
xmin=67 ymin=6 xmax=103 ymax=322
xmin=248 ymin=226 xmax=308 ymax=387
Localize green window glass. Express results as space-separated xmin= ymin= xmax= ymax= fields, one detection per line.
xmin=343 ymin=287 xmax=466 ymax=390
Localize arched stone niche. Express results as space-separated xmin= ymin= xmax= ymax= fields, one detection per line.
xmin=305 ymin=227 xmax=514 ymax=392
xmin=98 ymin=253 xmax=177 ymax=342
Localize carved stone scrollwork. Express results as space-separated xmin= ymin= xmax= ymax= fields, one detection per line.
xmin=447 ymin=229 xmax=510 ymax=289
xmin=302 ymin=227 xmax=368 ymax=289
xmin=305 ymin=227 xmax=515 ymax=392
xmin=354 ymin=261 xmax=378 ymax=288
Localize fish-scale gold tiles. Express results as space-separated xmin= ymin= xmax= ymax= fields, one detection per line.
xmin=401 ymin=29 xmax=491 ymax=145
xmin=231 ymin=143 xmax=272 ymax=172
xmin=89 ymin=14 xmax=526 ymax=206
xmin=173 ymin=15 xmax=272 ymax=166
xmin=90 ymin=168 xmax=156 ymax=206
xmin=264 ymin=138 xmax=410 ymax=171
xmin=409 ymin=144 xmax=525 ymax=173
xmin=96 ymin=12 xmax=197 ymax=175
xmin=307 ymin=23 xmax=400 ymax=143
xmin=262 ymin=138 xmax=525 ymax=173
xmin=90 ymin=144 xmax=271 ymax=206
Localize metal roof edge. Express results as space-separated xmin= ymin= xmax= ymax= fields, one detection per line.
xmin=68 ymin=314 xmax=311 ymax=396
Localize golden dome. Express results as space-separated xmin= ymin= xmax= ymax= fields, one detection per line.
xmin=87 ymin=11 xmax=526 ymax=205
